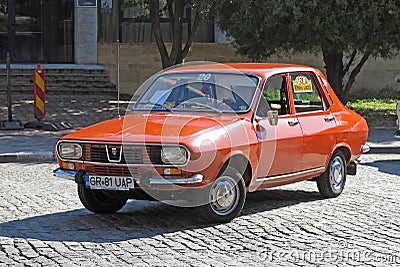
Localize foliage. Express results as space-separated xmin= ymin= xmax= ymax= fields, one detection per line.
xmin=347 ymin=99 xmax=398 ymax=114
xmin=347 ymin=89 xmax=399 ymax=127
xmin=348 ymin=87 xmax=400 ymax=101
xmin=211 ymin=0 xmax=400 ymax=104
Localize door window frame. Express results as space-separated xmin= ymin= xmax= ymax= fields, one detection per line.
xmin=255 ymin=73 xmax=294 ymax=118
xmin=288 ymin=71 xmax=331 ymax=114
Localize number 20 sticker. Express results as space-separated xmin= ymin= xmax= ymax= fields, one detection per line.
xmin=197 ymin=74 xmax=212 ymax=81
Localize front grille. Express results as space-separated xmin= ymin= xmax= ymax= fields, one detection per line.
xmin=123 ymin=146 xmax=147 ymax=164
xmin=86 ymin=144 xmax=108 ymax=163
xmin=83 ymin=143 xmax=163 ymax=165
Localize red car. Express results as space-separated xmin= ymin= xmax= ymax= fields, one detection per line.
xmin=54 ymin=63 xmax=369 ymax=222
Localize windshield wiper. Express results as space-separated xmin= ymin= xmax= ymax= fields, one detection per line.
xmin=180 ymin=100 xmax=223 ymax=115
xmin=134 ymin=101 xmax=173 ymax=112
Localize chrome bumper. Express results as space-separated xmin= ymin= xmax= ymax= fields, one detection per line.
xmin=53 ymin=168 xmax=203 ymax=185
xmin=362 ymin=144 xmax=370 ymax=154
xmin=140 ymin=174 xmax=203 ymax=185
xmin=53 ymin=169 xmax=76 ymax=180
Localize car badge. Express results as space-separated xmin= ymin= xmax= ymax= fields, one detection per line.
xmin=111 ymin=147 xmax=118 ymax=156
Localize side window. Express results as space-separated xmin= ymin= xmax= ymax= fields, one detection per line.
xmin=264 ymin=75 xmax=290 ymax=115
xmin=290 ymin=73 xmax=326 ymax=113
xmin=256 ymin=94 xmax=270 ymax=117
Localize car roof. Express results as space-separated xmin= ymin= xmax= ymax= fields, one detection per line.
xmin=164 ymin=63 xmax=317 ymax=78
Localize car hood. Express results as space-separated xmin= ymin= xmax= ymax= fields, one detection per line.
xmin=60 ymin=112 xmax=252 ymax=147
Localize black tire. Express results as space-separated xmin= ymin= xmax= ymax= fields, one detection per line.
xmin=78 ymin=184 xmax=128 ymax=213
xmin=317 ymin=150 xmax=347 ymax=198
xmin=197 ymin=166 xmax=246 ymax=223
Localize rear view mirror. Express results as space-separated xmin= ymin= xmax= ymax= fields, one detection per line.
xmin=267 ymin=110 xmax=279 ymax=126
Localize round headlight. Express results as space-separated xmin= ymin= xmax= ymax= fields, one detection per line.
xmin=161 ymin=146 xmax=188 ymax=165
xmin=59 ymin=143 xmax=82 ymax=160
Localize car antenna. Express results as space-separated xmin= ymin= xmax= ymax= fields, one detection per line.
xmin=116 ymin=39 xmax=121 ymax=119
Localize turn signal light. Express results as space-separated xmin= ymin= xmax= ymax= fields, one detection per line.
xmin=164 ymin=168 xmax=181 ymax=176
xmin=62 ymin=162 xmax=75 ymax=171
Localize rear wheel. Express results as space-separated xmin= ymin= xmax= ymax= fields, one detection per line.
xmin=198 ymin=166 xmax=246 ymax=223
xmin=78 ymin=184 xmax=128 ymax=213
xmin=317 ymin=150 xmax=347 ymax=198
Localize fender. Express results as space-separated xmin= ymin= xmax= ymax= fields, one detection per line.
xmin=218 ymin=150 xmax=253 ymax=174
xmin=328 ymin=142 xmax=352 ymax=167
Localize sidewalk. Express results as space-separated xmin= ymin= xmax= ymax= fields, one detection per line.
xmin=0 ymin=94 xmax=399 ymax=163
xmin=0 ymin=93 xmax=130 ymax=162
xmin=367 ymin=128 xmax=400 ymax=154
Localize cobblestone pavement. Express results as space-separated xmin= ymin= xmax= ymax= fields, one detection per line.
xmin=0 ymin=153 xmax=399 ymax=266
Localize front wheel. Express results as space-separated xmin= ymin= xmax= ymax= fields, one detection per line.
xmin=78 ymin=184 xmax=128 ymax=213
xmin=197 ymin=166 xmax=246 ymax=223
xmin=317 ymin=150 xmax=347 ymax=198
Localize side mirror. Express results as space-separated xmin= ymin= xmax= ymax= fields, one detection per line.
xmin=267 ymin=110 xmax=279 ymax=126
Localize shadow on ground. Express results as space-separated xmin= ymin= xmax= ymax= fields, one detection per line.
xmin=0 ymin=189 xmax=322 ymax=243
xmin=362 ymin=160 xmax=400 ymax=176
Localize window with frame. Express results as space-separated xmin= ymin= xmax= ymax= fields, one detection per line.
xmin=290 ymin=73 xmax=326 ymax=113
xmin=256 ymin=76 xmax=290 ymax=117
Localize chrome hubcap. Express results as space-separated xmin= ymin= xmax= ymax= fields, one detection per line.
xmin=209 ymin=176 xmax=239 ymax=216
xmin=330 ymin=156 xmax=344 ymax=191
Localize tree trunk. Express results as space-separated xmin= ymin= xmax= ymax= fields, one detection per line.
xmin=149 ymin=0 xmax=170 ymax=69
xmin=322 ymin=49 xmax=345 ymax=103
xmin=150 ymin=1 xmax=201 ymax=69
xmin=168 ymin=0 xmax=185 ymax=66
xmin=322 ymin=48 xmax=370 ymax=104
xmin=342 ymin=53 xmax=370 ymax=104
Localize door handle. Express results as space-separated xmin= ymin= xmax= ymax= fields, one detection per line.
xmin=288 ymin=119 xmax=299 ymax=126
xmin=324 ymin=115 xmax=335 ymax=122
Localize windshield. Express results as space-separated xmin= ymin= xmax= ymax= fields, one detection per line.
xmin=132 ymin=72 xmax=259 ymax=113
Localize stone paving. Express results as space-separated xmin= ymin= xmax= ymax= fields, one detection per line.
xmin=0 ymin=93 xmax=130 ymax=157
xmin=0 ymin=153 xmax=399 ymax=266
xmin=0 ymin=94 xmax=129 ymax=129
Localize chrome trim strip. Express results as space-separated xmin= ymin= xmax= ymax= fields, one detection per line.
xmin=56 ymin=140 xmax=190 ymax=166
xmin=256 ymin=167 xmax=325 ymax=182
xmin=143 ymin=174 xmax=204 ymax=185
xmin=53 ymin=168 xmax=76 ymax=181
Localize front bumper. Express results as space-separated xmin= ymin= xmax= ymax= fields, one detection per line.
xmin=53 ymin=168 xmax=204 ymax=185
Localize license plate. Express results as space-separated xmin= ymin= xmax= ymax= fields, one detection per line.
xmin=85 ymin=175 xmax=134 ymax=191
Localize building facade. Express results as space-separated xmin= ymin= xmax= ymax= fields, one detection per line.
xmin=0 ymin=0 xmax=216 ymax=64
xmin=0 ymin=0 xmax=74 ymax=62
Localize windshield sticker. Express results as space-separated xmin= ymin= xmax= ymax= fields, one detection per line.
xmin=293 ymin=76 xmax=313 ymax=93
xmin=197 ymin=74 xmax=212 ymax=81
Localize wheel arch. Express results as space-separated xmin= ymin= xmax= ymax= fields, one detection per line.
xmin=219 ymin=153 xmax=253 ymax=188
xmin=329 ymin=143 xmax=351 ymax=165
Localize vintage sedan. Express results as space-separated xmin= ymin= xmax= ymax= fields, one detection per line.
xmin=54 ymin=63 xmax=369 ymax=222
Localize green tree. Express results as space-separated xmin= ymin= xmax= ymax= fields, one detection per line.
xmin=212 ymin=0 xmax=400 ymax=104
xmin=123 ymin=0 xmax=211 ymax=69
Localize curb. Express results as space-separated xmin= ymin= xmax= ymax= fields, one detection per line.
xmin=0 ymin=151 xmax=56 ymax=163
xmin=367 ymin=146 xmax=400 ymax=154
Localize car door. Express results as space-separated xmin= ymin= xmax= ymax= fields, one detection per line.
xmin=289 ymin=72 xmax=337 ymax=171
xmin=254 ymin=74 xmax=303 ymax=179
